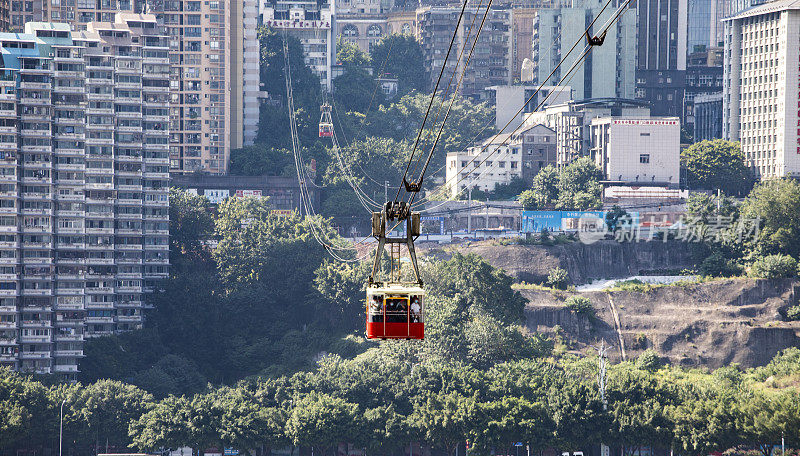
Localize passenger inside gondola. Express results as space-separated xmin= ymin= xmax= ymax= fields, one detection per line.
xmin=410 ymin=296 xmax=421 ymax=322
xmin=370 ymin=295 xmax=383 ymax=322
xmin=385 ymin=297 xmax=407 ymax=323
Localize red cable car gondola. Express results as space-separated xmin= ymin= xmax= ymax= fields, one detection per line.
xmin=366 ymin=202 xmax=424 ymax=340
xmin=319 ymin=103 xmax=333 ymax=137
xmin=366 ymin=284 xmax=424 ymax=339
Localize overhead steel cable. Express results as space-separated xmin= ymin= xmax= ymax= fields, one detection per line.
xmin=395 ymin=0 xmax=470 ymax=204
xmin=417 ymin=54 xmax=587 ymax=212
xmin=407 ymin=0 xmax=494 ymax=207
xmin=411 ymin=0 xmax=631 ymax=209
xmin=400 ymin=0 xmax=615 ymax=208
xmin=404 ymin=0 xmax=491 ymax=194
xmin=281 ymin=31 xmax=367 ymax=258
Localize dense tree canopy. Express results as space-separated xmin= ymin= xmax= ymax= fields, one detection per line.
xmin=369 ymin=34 xmax=428 ymax=95
xmin=682 ymin=140 xmax=753 ymax=196
xmin=7 ymin=348 xmax=800 ymax=455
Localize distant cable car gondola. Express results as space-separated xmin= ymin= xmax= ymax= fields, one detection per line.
xmin=366 ymin=201 xmax=424 ymax=340
xmin=319 ymin=103 xmax=333 ymax=137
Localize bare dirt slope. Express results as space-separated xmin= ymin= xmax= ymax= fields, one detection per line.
xmin=520 ymin=278 xmax=800 ymax=368
xmin=421 ymin=240 xmax=696 ymax=284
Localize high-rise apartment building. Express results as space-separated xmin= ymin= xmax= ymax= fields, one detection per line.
xmin=531 ymin=0 xmax=637 ymax=100
xmin=9 ymin=0 xmax=133 ymax=31
xmin=7 ymin=0 xmax=256 ymax=174
xmin=0 ymin=14 xmax=170 ymax=378
xmin=634 ymin=0 xmax=688 ymax=118
xmin=722 ymin=0 xmax=800 ymax=179
xmin=260 ymin=0 xmax=336 ymax=90
xmin=417 ymin=6 xmax=513 ymax=100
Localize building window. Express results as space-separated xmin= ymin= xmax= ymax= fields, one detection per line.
xmin=342 ymin=24 xmax=358 ymax=37
xmin=640 ymin=154 xmax=650 ymax=164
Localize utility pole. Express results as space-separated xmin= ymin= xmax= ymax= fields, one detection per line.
xmin=485 ymin=197 xmax=489 ymax=234
xmin=598 ymin=342 xmax=609 ymax=456
xmin=467 ymin=186 xmax=472 ymax=234
xmin=385 ymin=180 xmax=389 ymax=203
xmin=59 ymin=397 xmax=67 ymax=456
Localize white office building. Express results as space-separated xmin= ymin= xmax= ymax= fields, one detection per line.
xmin=589 ymin=117 xmax=681 ymax=186
xmin=722 ymin=0 xmax=800 ymax=179
xmin=445 ymin=134 xmax=523 ymax=198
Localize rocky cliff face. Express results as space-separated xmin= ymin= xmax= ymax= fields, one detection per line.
xmin=426 ymin=240 xmax=697 ymax=284
xmin=520 ymin=279 xmax=800 ymax=368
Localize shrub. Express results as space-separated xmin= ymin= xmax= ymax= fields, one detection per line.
xmin=787 ymin=306 xmax=800 ymax=321
xmin=699 ymin=251 xmax=742 ymax=277
xmin=564 ymin=296 xmax=595 ymax=319
xmin=636 ymin=349 xmax=661 ymax=371
xmin=546 ymin=267 xmax=569 ymax=289
xmin=749 ymin=254 xmax=798 ymax=279
xmin=612 ymin=279 xmax=652 ymax=292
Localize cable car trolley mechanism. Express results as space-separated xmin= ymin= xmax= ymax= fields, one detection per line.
xmin=366 ymin=201 xmax=425 ymax=340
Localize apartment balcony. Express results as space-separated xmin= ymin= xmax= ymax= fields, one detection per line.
xmin=0 ymin=338 xmax=16 ymax=345
xmin=53 ymin=70 xmax=83 ymax=79
xmin=53 ymin=86 xmax=85 ymax=96
xmin=54 ymin=333 xmax=83 ymax=342
xmin=86 ymin=316 xmax=114 ymax=324
xmin=19 ymin=319 xmax=52 ymax=329
xmin=86 ymin=78 xmax=114 ymax=86
xmin=21 ymin=209 xmax=53 ymax=218
xmin=116 ymin=111 xmax=143 ymax=120
xmin=0 ymin=108 xmax=16 ymax=117
xmin=19 ymin=352 xmax=51 ymax=363
xmin=52 ymin=363 xmax=79 ymax=373
xmin=53 ymin=148 xmax=84 ymax=156
xmin=54 ymin=163 xmax=85 ymax=172
xmin=19 ymin=96 xmax=51 ymax=106
xmin=19 ymin=82 xmax=50 ymax=90
xmin=54 ymin=318 xmax=85 ymax=327
xmin=87 ymin=93 xmax=113 ymax=101
xmin=0 ymin=321 xmax=17 ymax=329
xmin=53 ymin=349 xmax=83 ymax=357
xmin=21 ymin=289 xmax=53 ymax=297
xmin=55 ymin=288 xmax=84 ymax=296
xmin=19 ymin=334 xmax=51 ymax=344
xmin=53 ymin=332 xmax=83 ymax=341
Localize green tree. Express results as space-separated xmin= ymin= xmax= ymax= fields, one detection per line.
xmin=476 ymin=396 xmax=551 ymax=455
xmin=0 ymin=369 xmax=54 ymax=451
xmin=409 ymin=391 xmax=477 ymax=456
xmin=333 ymin=69 xmax=386 ymax=114
xmin=530 ymin=165 xmax=559 ymax=209
xmin=556 ymin=157 xmax=602 ymax=210
xmin=606 ymin=367 xmax=677 ymax=456
xmin=739 ymin=179 xmax=800 ymax=259
xmin=682 ymin=140 xmax=753 ymax=195
xmin=422 ymin=253 xmax=526 ymax=324
xmin=169 ymin=188 xmax=215 ymax=270
xmin=336 ymin=39 xmax=370 ymax=69
xmin=64 ymin=380 xmax=154 ymax=452
xmin=313 ymin=260 xmax=372 ymax=329
xmin=229 ymin=145 xmax=296 ymax=177
xmin=285 ymin=392 xmax=362 ymax=455
xmin=257 ymin=28 xmax=322 ymax=147
xmin=735 ymin=390 xmax=800 ymax=456
xmin=369 ymin=34 xmax=427 ymax=95
xmin=749 ymin=254 xmax=798 ymax=279
xmin=357 ymin=93 xmax=494 ymax=180
xmin=605 ymin=205 xmax=629 ymax=233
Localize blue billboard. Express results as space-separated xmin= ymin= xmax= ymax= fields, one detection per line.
xmin=521 ymin=210 xmax=639 ymax=233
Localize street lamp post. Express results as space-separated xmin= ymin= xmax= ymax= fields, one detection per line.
xmin=59 ymin=397 xmax=67 ymax=456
